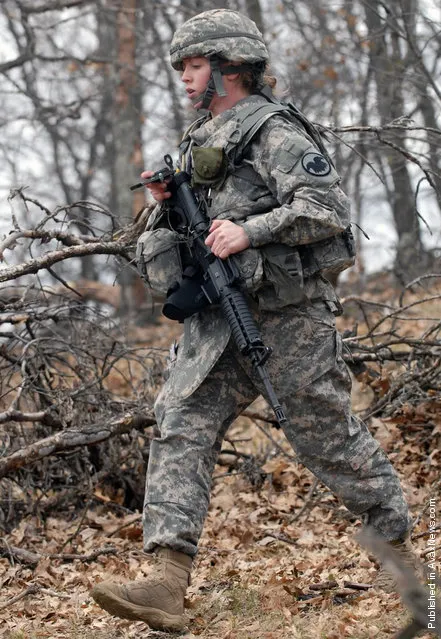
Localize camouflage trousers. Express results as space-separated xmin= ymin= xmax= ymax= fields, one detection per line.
xmin=143 ymin=302 xmax=411 ymax=557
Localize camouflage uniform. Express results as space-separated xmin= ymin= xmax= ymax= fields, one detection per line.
xmin=138 ymin=10 xmax=411 ymax=558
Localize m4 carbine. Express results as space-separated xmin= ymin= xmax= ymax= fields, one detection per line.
xmin=131 ymin=155 xmax=287 ymax=428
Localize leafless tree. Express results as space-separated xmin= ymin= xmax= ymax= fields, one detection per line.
xmin=273 ymin=0 xmax=440 ymax=279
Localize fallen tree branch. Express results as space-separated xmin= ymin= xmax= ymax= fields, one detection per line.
xmin=309 ymin=580 xmax=338 ymax=591
xmin=0 ymin=240 xmax=130 ymax=283
xmin=0 ymin=228 xmax=98 ymax=257
xmin=343 ymin=581 xmax=371 ymax=591
xmin=0 ymin=542 xmax=117 ymax=566
xmin=0 ymin=407 xmax=61 ymax=426
xmin=0 ymin=409 xmax=283 ymax=479
xmin=0 ymin=412 xmax=155 ymax=478
xmin=0 ymin=584 xmax=40 ymax=612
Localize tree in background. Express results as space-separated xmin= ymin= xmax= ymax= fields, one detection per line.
xmin=363 ymin=0 xmax=439 ymax=279
xmin=273 ymin=0 xmax=440 ymax=279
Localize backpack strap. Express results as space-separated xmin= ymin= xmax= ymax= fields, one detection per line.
xmin=225 ymin=90 xmax=335 ymax=170
xmin=281 ymin=101 xmax=335 ymax=167
xmin=224 ymin=102 xmax=289 ymax=162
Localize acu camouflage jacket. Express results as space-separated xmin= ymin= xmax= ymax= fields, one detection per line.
xmin=137 ymin=94 xmax=352 ymax=397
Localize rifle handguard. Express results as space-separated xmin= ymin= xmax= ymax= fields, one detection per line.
xmin=220 ymin=289 xmax=265 ymax=357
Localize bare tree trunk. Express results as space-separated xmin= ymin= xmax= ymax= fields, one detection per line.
xmin=152 ymin=6 xmax=187 ymax=141
xmin=112 ymin=0 xmax=146 ymax=316
xmin=418 ymin=83 xmax=441 ymax=211
xmin=78 ymin=4 xmax=116 ymax=281
xmin=396 ymin=0 xmax=441 ymax=222
xmin=402 ymin=5 xmax=441 ymax=213
xmin=364 ymin=0 xmax=429 ymax=281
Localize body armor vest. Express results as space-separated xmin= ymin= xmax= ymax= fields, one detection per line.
xmin=180 ymin=89 xmax=356 ymax=282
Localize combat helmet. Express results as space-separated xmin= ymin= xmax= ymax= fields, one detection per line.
xmin=170 ymin=9 xmax=269 ymax=109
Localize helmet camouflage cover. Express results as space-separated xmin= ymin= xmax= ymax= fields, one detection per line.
xmin=170 ymin=9 xmax=269 ymax=69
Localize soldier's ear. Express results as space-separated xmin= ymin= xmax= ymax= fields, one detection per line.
xmin=223 ymin=72 xmax=241 ymax=88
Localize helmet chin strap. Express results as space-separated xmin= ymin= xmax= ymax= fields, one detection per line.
xmin=191 ymin=57 xmax=227 ymax=111
xmin=191 ymin=56 xmax=253 ymax=111
xmin=190 ymin=76 xmax=217 ymax=110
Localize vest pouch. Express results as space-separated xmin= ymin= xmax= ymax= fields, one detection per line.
xmin=136 ymin=228 xmax=182 ymax=296
xmin=299 ymin=227 xmax=356 ymax=280
xmin=192 ymin=147 xmax=228 ymax=187
xmin=259 ymin=244 xmax=307 ymax=309
xmin=233 ymin=247 xmax=264 ymax=293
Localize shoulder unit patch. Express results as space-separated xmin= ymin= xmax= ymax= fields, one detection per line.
xmin=301 ymin=152 xmax=331 ymax=177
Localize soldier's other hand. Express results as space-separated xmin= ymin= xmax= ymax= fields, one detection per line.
xmin=141 ymin=170 xmax=172 ymax=202
xmin=205 ymin=219 xmax=250 ymax=259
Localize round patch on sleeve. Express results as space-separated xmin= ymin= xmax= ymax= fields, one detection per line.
xmin=301 ymin=152 xmax=331 ymax=177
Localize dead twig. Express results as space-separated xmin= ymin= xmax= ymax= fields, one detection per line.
xmin=58 ymin=497 xmax=93 ymax=552
xmin=0 ymin=584 xmax=41 ymax=611
xmin=262 ymin=531 xmax=297 ymax=546
xmin=288 ymin=477 xmax=321 ymax=524
xmin=0 ymin=543 xmax=117 ymax=565
xmin=343 ymin=581 xmax=372 ymax=591
xmin=107 ymin=514 xmax=142 ymax=538
xmin=309 ymin=580 xmax=338 ymax=591
xmin=412 ymin=526 xmax=441 ymax=541
xmin=412 ymin=476 xmax=441 ymax=531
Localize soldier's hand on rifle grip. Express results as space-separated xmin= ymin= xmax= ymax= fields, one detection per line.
xmin=141 ymin=170 xmax=172 ymax=202
xmin=205 ymin=219 xmax=250 ymax=258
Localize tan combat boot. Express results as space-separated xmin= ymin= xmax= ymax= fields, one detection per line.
xmin=90 ymin=548 xmax=192 ymax=631
xmin=373 ymin=536 xmax=420 ymax=593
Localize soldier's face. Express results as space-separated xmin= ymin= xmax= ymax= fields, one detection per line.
xmin=181 ymin=57 xmax=211 ymax=109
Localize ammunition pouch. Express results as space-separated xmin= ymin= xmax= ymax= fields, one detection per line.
xmin=298 ymin=226 xmax=356 ymax=280
xmin=256 ymin=228 xmax=355 ymax=310
xmin=259 ymin=244 xmax=307 ymax=309
xmin=233 ymin=247 xmax=264 ymax=293
xmin=191 ymin=146 xmax=228 ymax=188
xmin=136 ymin=228 xmax=182 ymax=296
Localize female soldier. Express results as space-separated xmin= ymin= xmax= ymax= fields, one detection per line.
xmin=91 ymin=9 xmax=413 ymax=632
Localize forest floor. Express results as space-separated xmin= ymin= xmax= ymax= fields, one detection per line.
xmin=1 ymin=272 xmax=440 ymax=639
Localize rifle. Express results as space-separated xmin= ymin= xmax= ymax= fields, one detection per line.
xmin=130 ymin=155 xmax=287 ymax=428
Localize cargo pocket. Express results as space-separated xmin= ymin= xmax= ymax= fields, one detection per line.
xmin=345 ymin=416 xmax=380 ymax=472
